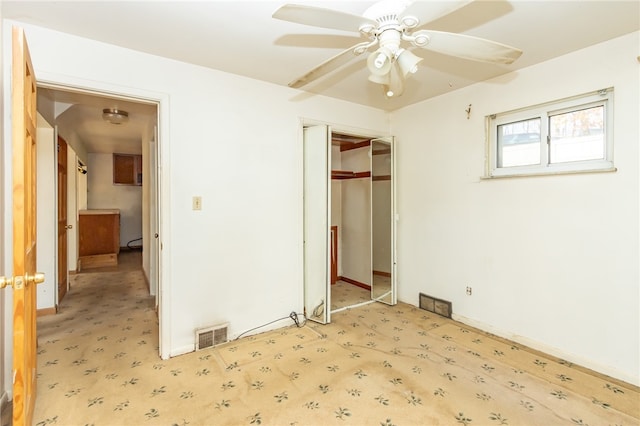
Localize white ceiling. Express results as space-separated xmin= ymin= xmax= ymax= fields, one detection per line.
xmin=39 ymin=87 xmax=157 ymax=155
xmin=4 ymin=0 xmax=639 ymax=153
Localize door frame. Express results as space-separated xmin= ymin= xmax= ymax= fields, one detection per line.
xmin=27 ymin=72 xmax=172 ymax=360
xmin=300 ymin=118 xmax=397 ymax=320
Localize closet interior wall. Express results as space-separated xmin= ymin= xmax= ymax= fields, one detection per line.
xmin=331 ymin=141 xmax=371 ymax=289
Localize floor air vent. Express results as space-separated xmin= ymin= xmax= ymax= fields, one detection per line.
xmin=419 ymin=293 xmax=452 ymax=318
xmin=195 ymin=323 xmax=228 ymax=350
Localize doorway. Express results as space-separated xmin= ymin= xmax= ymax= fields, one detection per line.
xmin=303 ymin=124 xmax=396 ymax=325
xmin=34 ymin=81 xmax=167 ymax=357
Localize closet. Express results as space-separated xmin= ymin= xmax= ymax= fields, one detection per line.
xmin=331 ymin=137 xmax=372 ymax=291
xmin=303 ymin=125 xmax=396 ymax=325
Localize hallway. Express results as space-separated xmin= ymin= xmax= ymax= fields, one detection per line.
xmin=34 ymin=249 xmax=159 ymax=423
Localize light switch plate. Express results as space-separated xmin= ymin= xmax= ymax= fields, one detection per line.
xmin=192 ymin=196 xmax=202 ymax=210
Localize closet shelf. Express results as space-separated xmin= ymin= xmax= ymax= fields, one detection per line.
xmin=372 ymin=175 xmax=391 ymax=181
xmin=331 ymin=170 xmax=371 ymax=180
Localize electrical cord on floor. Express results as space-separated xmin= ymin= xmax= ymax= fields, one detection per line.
xmin=235 ymin=311 xmax=307 ymax=341
xmin=127 ymin=237 xmax=142 ymax=250
xmin=289 ymin=311 xmax=306 ymax=327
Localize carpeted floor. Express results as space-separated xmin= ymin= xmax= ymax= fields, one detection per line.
xmin=32 ymin=252 xmax=639 ymax=426
xmin=331 ymin=280 xmax=372 ymax=311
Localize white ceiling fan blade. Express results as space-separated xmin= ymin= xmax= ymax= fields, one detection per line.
xmin=288 ymin=42 xmax=371 ymax=89
xmin=413 ymin=30 xmax=523 ymax=64
xmin=400 ymin=0 xmax=473 ymax=27
xmin=273 ymin=4 xmax=376 ymax=33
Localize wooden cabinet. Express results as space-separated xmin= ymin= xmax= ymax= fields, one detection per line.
xmin=79 ymin=210 xmax=120 ymax=269
xmin=113 ymin=153 xmax=142 ymax=185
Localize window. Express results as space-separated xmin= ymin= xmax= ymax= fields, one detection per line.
xmin=487 ymin=89 xmax=614 ymax=178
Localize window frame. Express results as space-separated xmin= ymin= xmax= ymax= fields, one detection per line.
xmin=486 ymin=88 xmax=615 ymax=178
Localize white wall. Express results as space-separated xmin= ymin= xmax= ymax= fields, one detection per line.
xmin=78 ymin=161 xmax=87 ymax=211
xmin=4 ymin=21 xmax=389 ymax=358
xmin=87 ymin=153 xmax=143 ymax=247
xmin=35 ymin=114 xmax=57 ymax=310
xmin=67 ymin=145 xmax=79 ymax=272
xmin=141 ymin=122 xmax=156 ymax=293
xmin=2 ymin=16 xmax=636 ymax=394
xmin=391 ymin=32 xmax=639 ymax=385
xmin=341 ymin=148 xmax=371 ymax=284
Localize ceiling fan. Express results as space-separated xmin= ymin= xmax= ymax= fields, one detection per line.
xmin=273 ymin=0 xmax=523 ymax=98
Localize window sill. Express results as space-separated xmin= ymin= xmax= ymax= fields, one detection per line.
xmin=481 ymin=166 xmax=617 ymax=180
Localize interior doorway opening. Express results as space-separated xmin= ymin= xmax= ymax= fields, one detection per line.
xmin=34 ymin=82 xmax=164 ymax=356
xmin=303 ymin=123 xmax=396 ymax=325
xmin=329 ymin=132 xmax=395 ymax=313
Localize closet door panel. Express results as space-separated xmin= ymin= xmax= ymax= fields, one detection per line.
xmin=303 ymin=125 xmax=331 ymax=323
xmin=371 ymin=138 xmax=396 ymax=305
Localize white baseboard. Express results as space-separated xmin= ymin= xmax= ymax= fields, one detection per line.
xmin=169 ymin=345 xmax=196 ymax=358
xmin=452 ymin=313 xmax=638 ymax=387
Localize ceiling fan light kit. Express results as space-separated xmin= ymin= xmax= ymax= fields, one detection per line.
xmin=385 ymin=62 xmax=404 ymax=98
xmin=367 ymin=46 xmax=393 ymax=76
xmin=273 ymin=0 xmax=523 ymax=99
xmin=396 ymin=49 xmax=423 ymax=77
xmin=368 ymin=72 xmax=389 ymax=85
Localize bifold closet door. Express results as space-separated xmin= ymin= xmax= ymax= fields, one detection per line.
xmin=303 ymin=125 xmax=331 ymax=324
xmin=371 ymin=138 xmax=396 ymax=306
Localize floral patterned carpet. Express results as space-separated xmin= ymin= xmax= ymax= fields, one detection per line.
xmin=33 ymin=259 xmax=638 ymax=426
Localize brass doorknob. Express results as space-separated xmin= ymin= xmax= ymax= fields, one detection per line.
xmin=65 ymin=224 xmax=73 ymax=229
xmin=0 ymin=276 xmax=11 ymax=289
xmin=0 ymin=273 xmax=45 ymax=289
xmin=26 ymin=272 xmax=45 ymax=285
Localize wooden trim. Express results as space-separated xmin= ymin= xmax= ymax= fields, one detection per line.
xmin=373 ymin=270 xmax=391 ymax=277
xmin=340 ymin=140 xmax=370 ymax=152
xmin=339 ymin=276 xmax=371 ymax=291
xmin=353 ymin=171 xmax=371 ymax=179
xmin=330 ymin=226 xmax=338 ymax=285
xmin=36 ymin=307 xmax=57 ymax=317
xmin=332 ymin=170 xmax=354 ymax=179
xmin=79 ymin=253 xmax=118 ymax=269
xmin=372 ymin=148 xmax=391 ymax=155
xmin=372 ymin=175 xmax=391 ymax=181
xmin=331 ymin=170 xmax=371 ymax=180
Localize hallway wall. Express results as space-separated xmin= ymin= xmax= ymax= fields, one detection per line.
xmin=87 ymin=153 xmax=143 ymax=249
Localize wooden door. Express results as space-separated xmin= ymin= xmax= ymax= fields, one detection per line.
xmin=57 ymin=136 xmax=68 ymax=302
xmin=12 ymin=26 xmax=40 ymax=426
